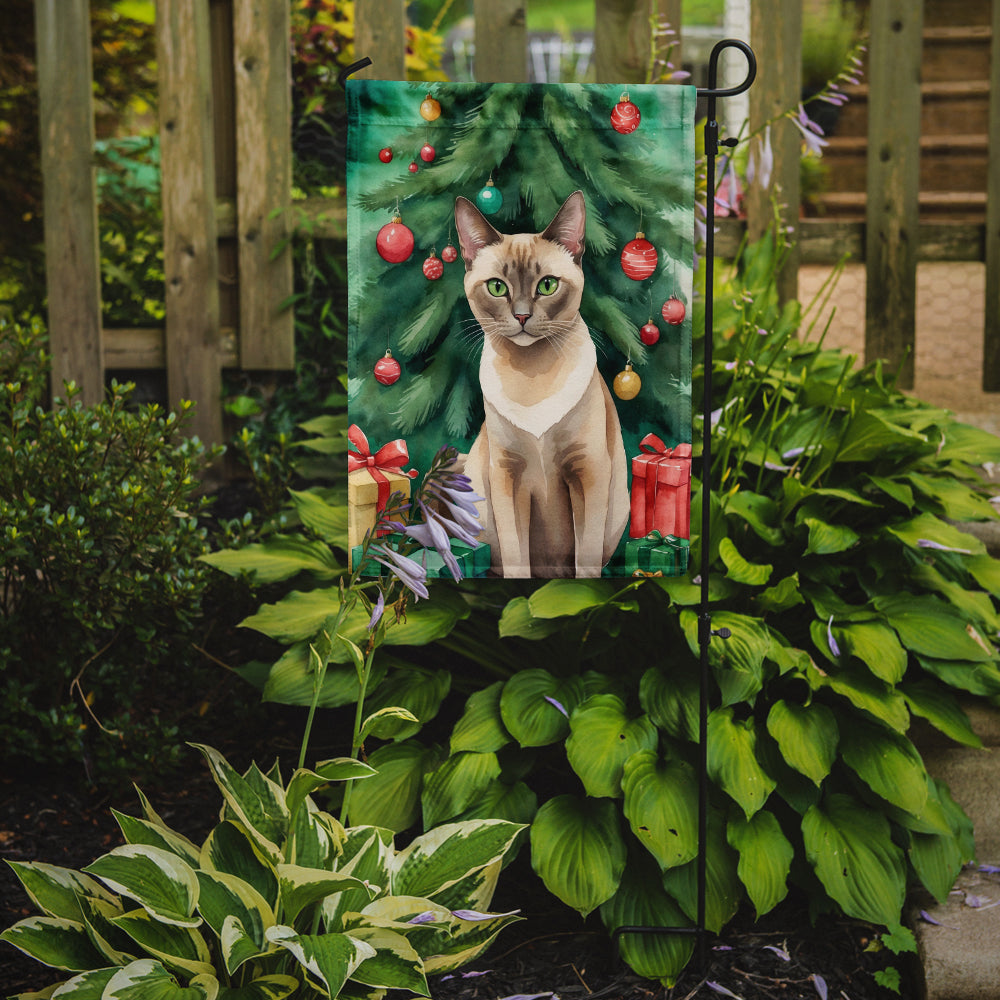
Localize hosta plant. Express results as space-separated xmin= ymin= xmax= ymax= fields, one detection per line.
xmin=1 ymin=744 xmax=523 ymax=999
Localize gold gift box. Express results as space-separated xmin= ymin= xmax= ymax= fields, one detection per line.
xmin=348 ymin=468 xmax=412 ymax=565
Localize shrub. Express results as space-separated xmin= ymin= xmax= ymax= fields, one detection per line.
xmin=0 ymin=317 xmax=220 ymax=783
xmin=1 ymin=743 xmax=524 ymax=998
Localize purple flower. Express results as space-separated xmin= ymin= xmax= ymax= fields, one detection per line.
xmin=451 ymin=908 xmax=521 ymax=921
xmin=827 ymin=616 xmax=841 ymax=658
xmin=812 ymin=974 xmax=828 ymax=1000
xmin=917 ymin=538 xmax=973 ymax=555
xmin=367 ymin=590 xmax=385 ymax=631
xmin=407 ymin=911 xmax=438 ymax=925
xmin=706 ymin=983 xmax=742 ymax=999
xmin=791 ymin=104 xmax=829 ymax=156
xmin=763 ymin=944 xmax=790 ymax=961
xmin=747 ymin=125 xmax=774 ymax=191
xmin=544 ymin=695 xmax=569 ymax=718
xmin=368 ymin=543 xmax=429 ymax=600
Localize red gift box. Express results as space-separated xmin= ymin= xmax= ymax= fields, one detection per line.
xmin=629 ymin=434 xmax=692 ymax=539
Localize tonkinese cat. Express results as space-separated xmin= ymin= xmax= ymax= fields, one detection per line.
xmin=455 ymin=190 xmax=630 ymax=577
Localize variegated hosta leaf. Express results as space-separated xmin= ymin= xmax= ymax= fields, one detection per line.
xmin=46 ymin=966 xmax=118 ymax=997
xmin=323 ymin=829 xmax=393 ymax=931
xmin=195 ymin=871 xmax=274 ymax=974
xmin=4 ymin=862 xmax=118 ymax=922
xmin=190 ymin=745 xmax=287 ymax=863
xmin=727 ymin=810 xmax=793 ymax=918
xmin=288 ymin=802 xmax=344 ymax=870
xmin=110 ymin=908 xmax=214 ymax=979
xmin=265 ymin=925 xmax=376 ymax=998
xmin=83 ymin=846 xmax=200 ymax=928
xmin=77 ymin=894 xmax=136 ymax=966
xmin=112 ymin=810 xmax=201 ymax=868
xmin=214 ymin=974 xmax=300 ymax=999
xmin=420 ymin=751 xmax=502 ymax=829
xmin=200 ymin=822 xmax=278 ymax=910
xmin=838 ymin=718 xmax=929 ymax=817
xmin=621 ymin=751 xmax=699 ymax=871
xmin=423 ymin=859 xmax=501 ymax=916
xmin=599 ymin=853 xmax=694 ymax=987
xmin=529 ymin=795 xmax=626 ymax=917
xmin=661 ymin=812 xmax=742 ymax=934
xmin=285 ymin=760 xmax=375 ymax=823
xmin=102 ymin=958 xmax=218 ymax=999
xmin=276 ymin=864 xmax=376 ymax=925
xmin=450 ymin=681 xmax=511 ymax=754
xmin=499 ymin=669 xmax=585 ymax=747
xmin=566 ymin=695 xmax=658 ymax=799
xmin=391 ymin=820 xmax=524 ymax=901
xmin=0 ymin=916 xmax=107 ymax=972
xmin=765 ymin=700 xmax=838 ymax=786
xmin=802 ymin=793 xmax=906 ymax=926
xmin=707 ymin=707 xmax=776 ymax=819
xmin=344 ymin=926 xmax=429 ymax=995
xmin=421 ymin=907 xmax=522 ymax=975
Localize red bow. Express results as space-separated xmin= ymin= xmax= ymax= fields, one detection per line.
xmin=347 ymin=424 xmax=417 ymax=515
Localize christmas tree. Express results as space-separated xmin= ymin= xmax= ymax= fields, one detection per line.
xmin=346 ymin=79 xmax=696 ymax=475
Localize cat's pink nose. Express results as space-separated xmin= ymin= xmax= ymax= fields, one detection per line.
xmin=514 ymin=313 xmax=530 ymax=327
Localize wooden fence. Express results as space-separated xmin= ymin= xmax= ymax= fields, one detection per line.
xmin=33 ymin=0 xmax=1000 ymax=445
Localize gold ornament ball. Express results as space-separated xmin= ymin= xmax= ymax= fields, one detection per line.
xmin=420 ymin=96 xmax=441 ymax=121
xmin=613 ymin=362 xmax=641 ymax=400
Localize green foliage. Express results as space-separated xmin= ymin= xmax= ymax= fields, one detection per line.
xmin=1 ymin=744 xmax=524 ymax=998
xmin=0 ymin=318 xmax=221 ymax=783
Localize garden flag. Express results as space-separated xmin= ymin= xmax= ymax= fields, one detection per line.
xmin=347 ymin=81 xmax=696 ymax=579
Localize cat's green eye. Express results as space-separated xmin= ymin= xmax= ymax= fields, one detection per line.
xmin=486 ymin=278 xmax=508 ymax=297
xmin=537 ymin=276 xmax=559 ymax=296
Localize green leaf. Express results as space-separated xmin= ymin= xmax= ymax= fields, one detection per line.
xmin=803 ymin=517 xmax=859 ymax=556
xmin=966 ymin=553 xmax=1000 ymax=597
xmin=527 ymin=579 xmax=619 ymax=618
xmin=499 ymin=670 xmax=584 ymax=747
xmin=360 ymin=706 xmax=421 ymax=742
xmin=724 ymin=490 xmax=784 ymax=545
xmin=216 ymin=976 xmax=299 ymax=1000
xmin=285 ymin=759 xmax=376 ymax=822
xmin=901 ymin=680 xmax=982 ymax=748
xmin=260 ymin=644 xmax=378 ymax=709
xmin=111 ymin=909 xmax=214 ymax=978
xmin=839 ymin=718 xmax=929 ymax=816
xmin=347 ymin=740 xmax=441 ymax=832
xmin=200 ymin=535 xmax=341 ymax=584
xmin=0 ymin=917 xmax=107 ymax=972
xmin=727 ymin=811 xmax=793 ymax=918
xmin=909 ymin=825 xmax=965 ymax=905
xmin=452 ymin=779 xmax=538 ymax=827
xmin=195 ymin=871 xmax=274 ymax=974
xmin=83 ymin=846 xmax=200 ymax=928
xmin=345 ymin=926 xmax=429 ymax=994
xmin=755 ymin=573 xmax=805 ymax=614
xmin=834 ymin=621 xmax=908 ymax=684
xmin=450 ymin=682 xmax=511 ymax=754
xmin=835 ymin=410 xmax=927 ymax=463
xmin=265 ymin=926 xmax=375 ymax=997
xmin=566 ymin=695 xmax=658 ymax=798
xmin=639 ymin=664 xmax=699 ymax=742
xmin=33 ymin=967 xmax=117 ymax=998
xmin=199 ymin=822 xmax=278 ymax=910
xmin=661 ymin=811 xmax=742 ymax=933
xmin=530 ymin=795 xmax=626 ymax=917
xmin=103 ymin=959 xmax=218 ymax=1000
xmin=906 ymin=472 xmax=998 ymax=521
xmin=621 ymin=751 xmax=699 ymax=871
xmin=288 ymin=488 xmax=349 ymax=546
xmin=112 ymin=812 xmax=201 ymax=868
xmin=802 ymin=793 xmax=906 ymax=926
xmin=719 ymin=537 xmax=772 ymax=585
xmin=276 ymin=865 xmax=374 ymax=925
xmin=392 ymin=820 xmax=524 ymax=900
xmin=874 ymin=594 xmax=995 ymax=662
xmin=680 ymin=610 xmax=770 ymax=706
xmin=498 ymin=597 xmax=565 ymax=639
xmin=362 ymin=667 xmax=451 ymax=740
xmin=4 ymin=862 xmax=118 ymax=923
xmin=707 ymin=708 xmax=776 ymax=819
xmin=421 ymin=751 xmax=502 ymax=828
xmin=599 ymin=853 xmax=694 ymax=987
xmin=916 ymin=655 xmax=1000 ymax=697
xmin=765 ymin=701 xmax=838 ymax=786
xmin=812 ymin=662 xmax=910 ymax=732
xmin=886 ymin=512 xmax=985 ymax=557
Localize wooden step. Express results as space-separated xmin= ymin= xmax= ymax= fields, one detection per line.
xmin=813 ymin=189 xmax=987 ymax=222
xmin=922 ymin=0 xmax=992 ymax=28
xmin=922 ymin=25 xmax=993 ymax=83
xmin=822 ymin=134 xmax=989 ymax=193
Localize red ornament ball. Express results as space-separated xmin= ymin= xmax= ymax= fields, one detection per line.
xmin=374 ymin=351 xmax=401 ymax=386
xmin=640 ymin=322 xmax=660 ymax=346
xmin=408 ymin=161 xmax=419 ymax=173
xmin=419 ymin=143 xmax=436 ymax=163
xmin=662 ymin=296 xmax=687 ymax=325
xmin=621 ymin=233 xmax=658 ymax=281
xmin=378 ymin=147 xmax=393 ymax=163
xmin=376 ymin=218 xmax=414 ymax=263
xmin=611 ymin=98 xmax=641 ymax=134
xmin=441 ymin=244 xmax=458 ymax=263
xmin=423 ymin=252 xmax=443 ymax=280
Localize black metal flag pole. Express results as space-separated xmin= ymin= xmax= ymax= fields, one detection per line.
xmin=340 ymin=45 xmax=758 ymax=973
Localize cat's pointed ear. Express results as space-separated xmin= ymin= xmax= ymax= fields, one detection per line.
xmin=455 ymin=196 xmax=502 ymax=268
xmin=541 ymin=190 xmax=586 ymax=263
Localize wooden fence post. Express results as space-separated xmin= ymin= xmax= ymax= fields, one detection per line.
xmin=474 ymin=0 xmax=527 ymax=83
xmin=983 ymin=0 xmax=1000 ymax=390
xmin=746 ymin=0 xmax=801 ymax=306
xmin=233 ymin=0 xmax=294 ymax=370
xmin=157 ymin=0 xmax=223 ymax=445
xmin=594 ymin=0 xmax=673 ymax=84
xmin=864 ymin=0 xmax=923 ymax=389
xmin=34 ymin=0 xmax=104 ymax=405
xmin=354 ymin=0 xmax=406 ymax=79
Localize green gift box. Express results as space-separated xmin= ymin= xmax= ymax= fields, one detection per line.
xmin=623 ymin=530 xmax=689 ymax=576
xmin=353 ymin=536 xmax=491 ymax=580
